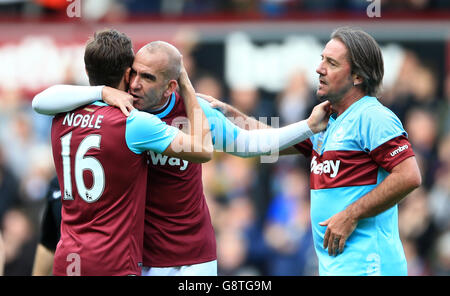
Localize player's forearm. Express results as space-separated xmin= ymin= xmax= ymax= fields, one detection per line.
xmin=178 ymin=75 xmax=213 ymax=155
xmin=230 ymin=119 xmax=313 ymax=158
xmin=32 ymin=85 xmax=103 ymax=115
xmin=222 ymin=104 xmax=270 ymax=130
xmin=346 ymin=157 xmax=421 ymax=220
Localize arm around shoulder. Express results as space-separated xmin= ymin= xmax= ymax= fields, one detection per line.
xmin=32 ymin=85 xmax=104 ymax=115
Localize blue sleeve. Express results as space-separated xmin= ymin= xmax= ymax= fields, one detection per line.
xmin=197 ymin=97 xmax=242 ymax=151
xmin=125 ymin=109 xmax=179 ymax=154
xmin=359 ymin=105 xmax=408 ymax=152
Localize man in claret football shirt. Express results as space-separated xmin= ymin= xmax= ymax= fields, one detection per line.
xmin=33 ymin=41 xmax=332 ymax=275
xmin=34 ymin=29 xmax=213 ymax=276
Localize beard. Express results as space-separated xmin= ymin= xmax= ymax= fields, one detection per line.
xmin=142 ymin=87 xmax=167 ymax=111
xmin=316 ymin=77 xmax=353 ymax=104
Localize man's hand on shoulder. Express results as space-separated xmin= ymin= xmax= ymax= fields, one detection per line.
xmin=102 ymin=86 xmax=135 ymax=116
xmin=307 ymin=100 xmax=333 ymax=134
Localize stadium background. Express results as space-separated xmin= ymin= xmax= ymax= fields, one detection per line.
xmin=0 ymin=0 xmax=449 ymax=276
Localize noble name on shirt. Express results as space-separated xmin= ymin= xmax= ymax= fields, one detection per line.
xmin=62 ymin=112 xmax=104 ymax=129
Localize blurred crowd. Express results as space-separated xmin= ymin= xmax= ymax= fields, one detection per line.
xmin=0 ymin=0 xmax=449 ymax=20
xmin=0 ymin=1 xmax=449 ymax=277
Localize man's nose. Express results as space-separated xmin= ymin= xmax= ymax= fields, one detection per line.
xmin=130 ymin=76 xmax=140 ymax=90
xmin=316 ymin=61 xmax=326 ymax=76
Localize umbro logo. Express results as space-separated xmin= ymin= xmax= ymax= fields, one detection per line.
xmin=390 ymin=145 xmax=408 ymax=157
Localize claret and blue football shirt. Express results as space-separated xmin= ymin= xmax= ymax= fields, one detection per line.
xmin=51 ymin=101 xmax=178 ymax=276
xmin=295 ymin=96 xmax=415 ymax=276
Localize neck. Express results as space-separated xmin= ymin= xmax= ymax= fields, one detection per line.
xmin=333 ymin=89 xmax=366 ymax=116
xmin=116 ymin=78 xmax=127 ymax=92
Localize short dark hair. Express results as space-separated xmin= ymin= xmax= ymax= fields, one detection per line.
xmin=331 ymin=27 xmax=384 ymax=97
xmin=84 ymin=29 xmax=134 ymax=88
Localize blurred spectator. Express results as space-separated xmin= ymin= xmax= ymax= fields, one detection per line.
xmin=229 ymin=87 xmax=269 ymax=118
xmin=410 ymin=64 xmax=439 ymax=110
xmin=172 ymin=28 xmax=200 ymax=80
xmin=259 ymin=0 xmax=295 ymax=17
xmin=216 ymin=195 xmax=263 ymax=276
xmin=194 ymin=73 xmax=224 ymax=101
xmin=122 ymin=0 xmax=160 ymax=14
xmin=404 ymin=108 xmax=439 ymax=189
xmin=431 ymin=230 xmax=450 ymax=275
xmin=428 ymin=133 xmax=450 ymax=231
xmin=227 ymin=0 xmax=259 ymax=14
xmin=399 ymin=188 xmax=431 ymax=242
xmin=0 ymin=230 xmax=4 ymax=276
xmin=32 ymin=175 xmax=61 ymax=276
xmin=300 ymin=0 xmax=341 ymax=11
xmin=398 ymin=187 xmax=436 ymax=263
xmin=2 ymin=208 xmax=37 ymax=275
xmin=382 ymin=51 xmax=440 ymax=123
xmin=0 ymin=146 xmax=20 ymax=224
xmin=1 ymin=108 xmax=53 ymax=213
xmin=262 ymin=168 xmax=317 ymax=275
xmin=83 ymin=0 xmax=128 ymax=22
xmin=217 ymin=228 xmax=255 ymax=275
xmin=277 ymin=70 xmax=312 ymax=125
xmin=438 ymin=73 xmax=450 ymax=137
xmin=0 ymin=0 xmax=28 ymax=15
xmin=381 ymin=0 xmax=432 ymax=10
xmin=402 ymin=238 xmax=430 ymax=275
xmin=218 ymin=153 xmax=256 ymax=198
xmin=0 ymin=88 xmax=54 ymax=211
xmin=178 ymin=0 xmax=222 ymax=15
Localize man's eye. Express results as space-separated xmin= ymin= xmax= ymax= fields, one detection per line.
xmin=143 ymin=74 xmax=155 ymax=81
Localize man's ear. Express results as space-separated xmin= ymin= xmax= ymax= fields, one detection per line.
xmin=125 ymin=67 xmax=131 ymax=85
xmin=164 ymin=79 xmax=178 ymax=97
xmin=353 ymin=73 xmax=364 ymax=86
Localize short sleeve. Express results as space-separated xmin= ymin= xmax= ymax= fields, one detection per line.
xmin=359 ymin=106 xmax=407 ymax=152
xmin=125 ymin=110 xmax=179 ymax=154
xmin=369 ymin=135 xmax=415 ymax=172
xmin=360 ymin=106 xmax=415 ymax=172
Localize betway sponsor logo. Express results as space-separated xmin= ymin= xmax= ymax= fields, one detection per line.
xmin=310 ymin=156 xmax=340 ymax=178
xmin=390 ymin=145 xmax=408 ymax=157
xmin=148 ymin=151 xmax=188 ymax=171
